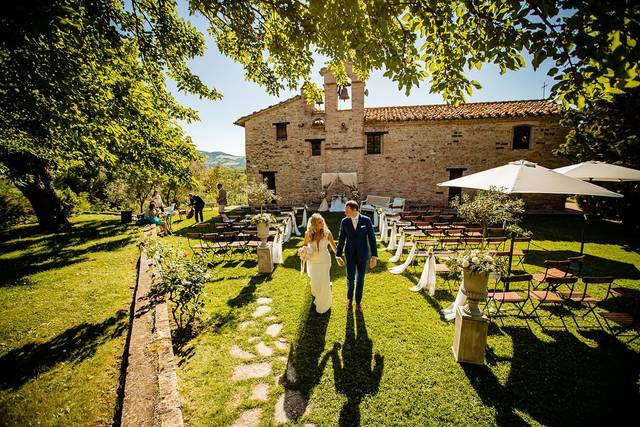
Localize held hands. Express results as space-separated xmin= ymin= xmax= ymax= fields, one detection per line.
xmin=369 ymin=256 xmax=377 ymax=269
xmin=336 ymin=256 xmax=345 ymax=267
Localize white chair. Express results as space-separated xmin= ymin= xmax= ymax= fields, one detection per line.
xmin=385 ymin=197 xmax=405 ymax=213
xmin=361 ymin=195 xmax=392 ymax=214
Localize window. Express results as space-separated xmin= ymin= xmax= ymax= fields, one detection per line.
xmin=447 ymin=168 xmax=466 ymax=203
xmin=274 ymin=122 xmax=288 ymax=141
xmin=310 ymin=140 xmax=322 ymax=156
xmin=513 ymin=125 xmax=532 ymax=149
xmin=260 ymin=171 xmax=276 ymax=194
xmin=366 ymin=133 xmax=383 ymax=155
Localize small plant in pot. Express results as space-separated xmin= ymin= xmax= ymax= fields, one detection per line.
xmin=246 ymin=181 xmax=282 ymax=246
xmin=446 ymin=249 xmax=499 ymax=317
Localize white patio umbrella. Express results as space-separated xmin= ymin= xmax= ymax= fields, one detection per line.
xmin=438 ymin=160 xmax=623 ymax=266
xmin=438 ymin=160 xmax=623 ymax=198
xmin=554 ymin=161 xmax=640 ymax=182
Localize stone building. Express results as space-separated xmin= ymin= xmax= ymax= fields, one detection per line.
xmin=235 ymin=65 xmax=568 ymax=208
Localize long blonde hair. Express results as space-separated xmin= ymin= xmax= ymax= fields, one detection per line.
xmin=306 ymin=213 xmax=329 ymax=249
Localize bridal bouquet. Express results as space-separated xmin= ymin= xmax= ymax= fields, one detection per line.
xmin=297 ymin=244 xmax=312 ymax=261
xmin=445 ymin=249 xmax=499 ymax=274
xmin=297 ymin=245 xmax=313 ymax=276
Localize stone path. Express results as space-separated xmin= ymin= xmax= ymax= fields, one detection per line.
xmin=228 ymin=292 xmax=310 ymax=426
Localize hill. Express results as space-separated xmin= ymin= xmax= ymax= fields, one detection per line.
xmin=199 ymin=151 xmax=245 ymax=169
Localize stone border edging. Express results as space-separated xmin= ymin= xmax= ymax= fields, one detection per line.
xmin=120 ymin=248 xmax=184 ymax=426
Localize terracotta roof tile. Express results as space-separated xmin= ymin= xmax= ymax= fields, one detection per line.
xmin=234 ymin=95 xmax=301 ymax=126
xmin=365 ymin=99 xmax=560 ymax=122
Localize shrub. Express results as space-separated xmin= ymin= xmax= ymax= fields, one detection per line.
xmin=0 ymin=180 xmax=33 ymax=228
xmin=145 ymin=238 xmax=210 ymax=329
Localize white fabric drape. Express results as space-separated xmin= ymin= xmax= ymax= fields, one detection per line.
xmin=380 ymin=213 xmax=389 ymax=243
xmin=386 ymin=222 xmax=398 ymax=251
xmin=283 ymin=216 xmax=292 ymax=242
xmin=271 ymin=233 xmax=283 ymax=264
xmin=287 ymin=212 xmax=301 ymax=236
xmin=389 ymin=243 xmax=416 ymax=274
xmin=389 ymin=231 xmax=406 ymax=263
xmin=442 ymin=284 xmax=465 ymax=321
xmin=410 ymin=252 xmax=437 ymax=295
xmin=373 ymin=210 xmax=379 ymax=228
xmin=319 ymin=199 xmax=329 ymax=212
xmin=300 ymin=206 xmax=308 ymax=229
xmin=337 ymin=172 xmax=357 ymax=187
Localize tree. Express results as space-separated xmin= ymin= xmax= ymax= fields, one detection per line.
xmin=556 ymin=88 xmax=640 ymax=226
xmin=194 ymin=0 xmax=638 ymax=106
xmin=0 ymin=0 xmax=214 ymax=229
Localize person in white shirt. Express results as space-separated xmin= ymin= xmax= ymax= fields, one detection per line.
xmin=152 ymin=190 xmax=164 ymax=212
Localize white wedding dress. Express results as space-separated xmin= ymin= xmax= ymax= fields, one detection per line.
xmin=306 ymin=236 xmax=332 ymax=313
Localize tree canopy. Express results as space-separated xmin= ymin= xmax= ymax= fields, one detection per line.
xmin=0 ymin=0 xmax=215 ymax=228
xmin=194 ymin=0 xmax=639 ymax=106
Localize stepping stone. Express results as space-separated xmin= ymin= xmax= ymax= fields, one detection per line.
xmin=231 ymin=408 xmax=262 ymax=427
xmin=256 ymin=342 xmax=273 ymax=357
xmin=248 ymin=336 xmax=261 ymax=343
xmin=264 ymin=316 xmax=277 ymax=321
xmin=230 ymin=345 xmax=255 ymax=360
xmin=274 ymin=340 xmax=288 ymax=351
xmin=240 ymin=320 xmax=255 ymax=329
xmin=250 ymin=383 xmax=269 ymax=401
xmin=266 ymin=323 xmax=283 ymax=337
xmin=277 ymin=356 xmax=288 ymax=363
xmin=252 ymin=305 xmax=271 ymax=317
xmin=231 ymin=362 xmax=272 ymax=381
xmin=257 ymin=297 xmax=273 ymax=304
xmin=274 ymin=390 xmax=308 ymax=424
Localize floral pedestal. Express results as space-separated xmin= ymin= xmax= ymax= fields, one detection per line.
xmin=257 ymin=244 xmax=274 ymax=274
xmin=452 ymin=268 xmax=490 ymax=365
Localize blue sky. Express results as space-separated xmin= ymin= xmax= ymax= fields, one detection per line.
xmin=167 ymin=2 xmax=554 ymax=157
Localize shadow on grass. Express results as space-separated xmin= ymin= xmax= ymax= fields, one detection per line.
xmin=330 ymin=309 xmax=384 ymax=427
xmin=0 ymin=310 xmax=128 ymax=390
xmin=462 ymin=326 xmax=640 ymax=425
xmin=227 ymin=274 xmax=269 ymax=308
xmin=0 ymin=220 xmax=136 ymax=288
xmin=523 ymin=215 xmax=640 ymax=246
xmin=280 ymin=293 xmax=332 ymax=421
xmin=523 ymin=250 xmax=640 ymax=280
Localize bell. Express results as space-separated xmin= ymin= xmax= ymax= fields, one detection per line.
xmin=338 ymin=86 xmax=350 ymax=100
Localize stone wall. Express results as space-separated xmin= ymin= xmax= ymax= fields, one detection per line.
xmin=243 ymin=73 xmax=568 ymax=209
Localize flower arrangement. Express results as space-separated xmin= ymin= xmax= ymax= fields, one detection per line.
xmin=445 ymin=249 xmax=499 ymax=274
xmin=297 ymin=244 xmax=313 ymax=261
xmin=351 ymin=189 xmax=359 ymax=200
xmin=250 ymin=212 xmax=276 ymax=225
xmin=320 ymin=191 xmax=326 ymax=199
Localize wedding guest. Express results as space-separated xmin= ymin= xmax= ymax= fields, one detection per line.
xmin=217 ymin=183 xmax=229 ymax=221
xmin=188 ymin=193 xmax=205 ymax=223
xmin=147 ymin=202 xmax=171 ymax=236
xmin=152 ymin=190 xmax=164 ymax=212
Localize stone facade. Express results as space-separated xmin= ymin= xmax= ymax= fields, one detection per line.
xmin=236 ymin=66 xmax=569 ymax=209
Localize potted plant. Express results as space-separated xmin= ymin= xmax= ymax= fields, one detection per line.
xmin=446 ymin=249 xmax=499 ymax=317
xmin=450 ymin=187 xmax=526 ymax=242
xmin=246 ymin=181 xmax=282 ymax=247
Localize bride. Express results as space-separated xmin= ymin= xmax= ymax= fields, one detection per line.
xmin=303 ymin=213 xmax=338 ymax=314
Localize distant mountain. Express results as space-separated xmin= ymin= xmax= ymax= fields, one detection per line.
xmin=199 ymin=151 xmax=246 ymax=169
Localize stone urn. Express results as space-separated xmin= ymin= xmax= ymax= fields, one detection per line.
xmin=257 ymin=222 xmax=270 ymax=247
xmin=461 ymin=269 xmax=490 ymax=317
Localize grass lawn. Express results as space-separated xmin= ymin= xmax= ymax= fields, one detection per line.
xmin=0 ymin=215 xmax=140 ymax=426
xmin=170 ymin=209 xmax=640 ymax=426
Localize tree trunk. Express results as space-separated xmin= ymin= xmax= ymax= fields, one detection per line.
xmin=15 ymin=167 xmax=70 ymax=231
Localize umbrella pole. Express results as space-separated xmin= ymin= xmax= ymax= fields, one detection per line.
xmin=507 ymin=236 xmax=515 ymax=275
xmin=579 ymin=213 xmax=587 ymax=255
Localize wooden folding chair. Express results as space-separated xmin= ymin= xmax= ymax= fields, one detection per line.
xmin=532 ymin=260 xmax=571 ymax=286
xmin=512 ymin=236 xmax=532 ymax=269
xmin=527 ymin=276 xmax=578 ymax=326
xmin=600 ymin=310 xmax=640 ymax=342
xmin=558 ymin=276 xmax=614 ymax=323
xmin=486 ymin=274 xmax=532 ymax=321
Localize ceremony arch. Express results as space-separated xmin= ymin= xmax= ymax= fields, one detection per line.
xmin=318 ymin=172 xmax=358 ymax=211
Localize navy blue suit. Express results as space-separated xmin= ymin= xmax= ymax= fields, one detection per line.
xmin=336 ymin=214 xmax=378 ymax=304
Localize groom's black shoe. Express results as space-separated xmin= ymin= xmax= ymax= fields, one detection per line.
xmin=346 ymin=300 xmax=353 ymax=310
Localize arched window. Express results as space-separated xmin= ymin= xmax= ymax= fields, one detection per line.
xmin=513 ymin=125 xmax=532 ymax=150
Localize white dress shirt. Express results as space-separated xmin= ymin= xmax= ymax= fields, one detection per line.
xmin=351 ymin=214 xmax=359 ymax=230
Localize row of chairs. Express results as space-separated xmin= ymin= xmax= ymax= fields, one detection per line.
xmin=486 ymin=274 xmax=640 ymax=342
xmin=185 ymin=231 xmax=263 ymax=261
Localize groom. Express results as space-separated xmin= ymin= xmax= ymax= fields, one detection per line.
xmin=336 ymin=200 xmax=378 ymax=312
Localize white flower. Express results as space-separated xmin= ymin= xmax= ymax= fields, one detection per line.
xmin=461 ymin=260 xmax=470 ymax=268
xmin=471 ymin=256 xmax=480 ymax=264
